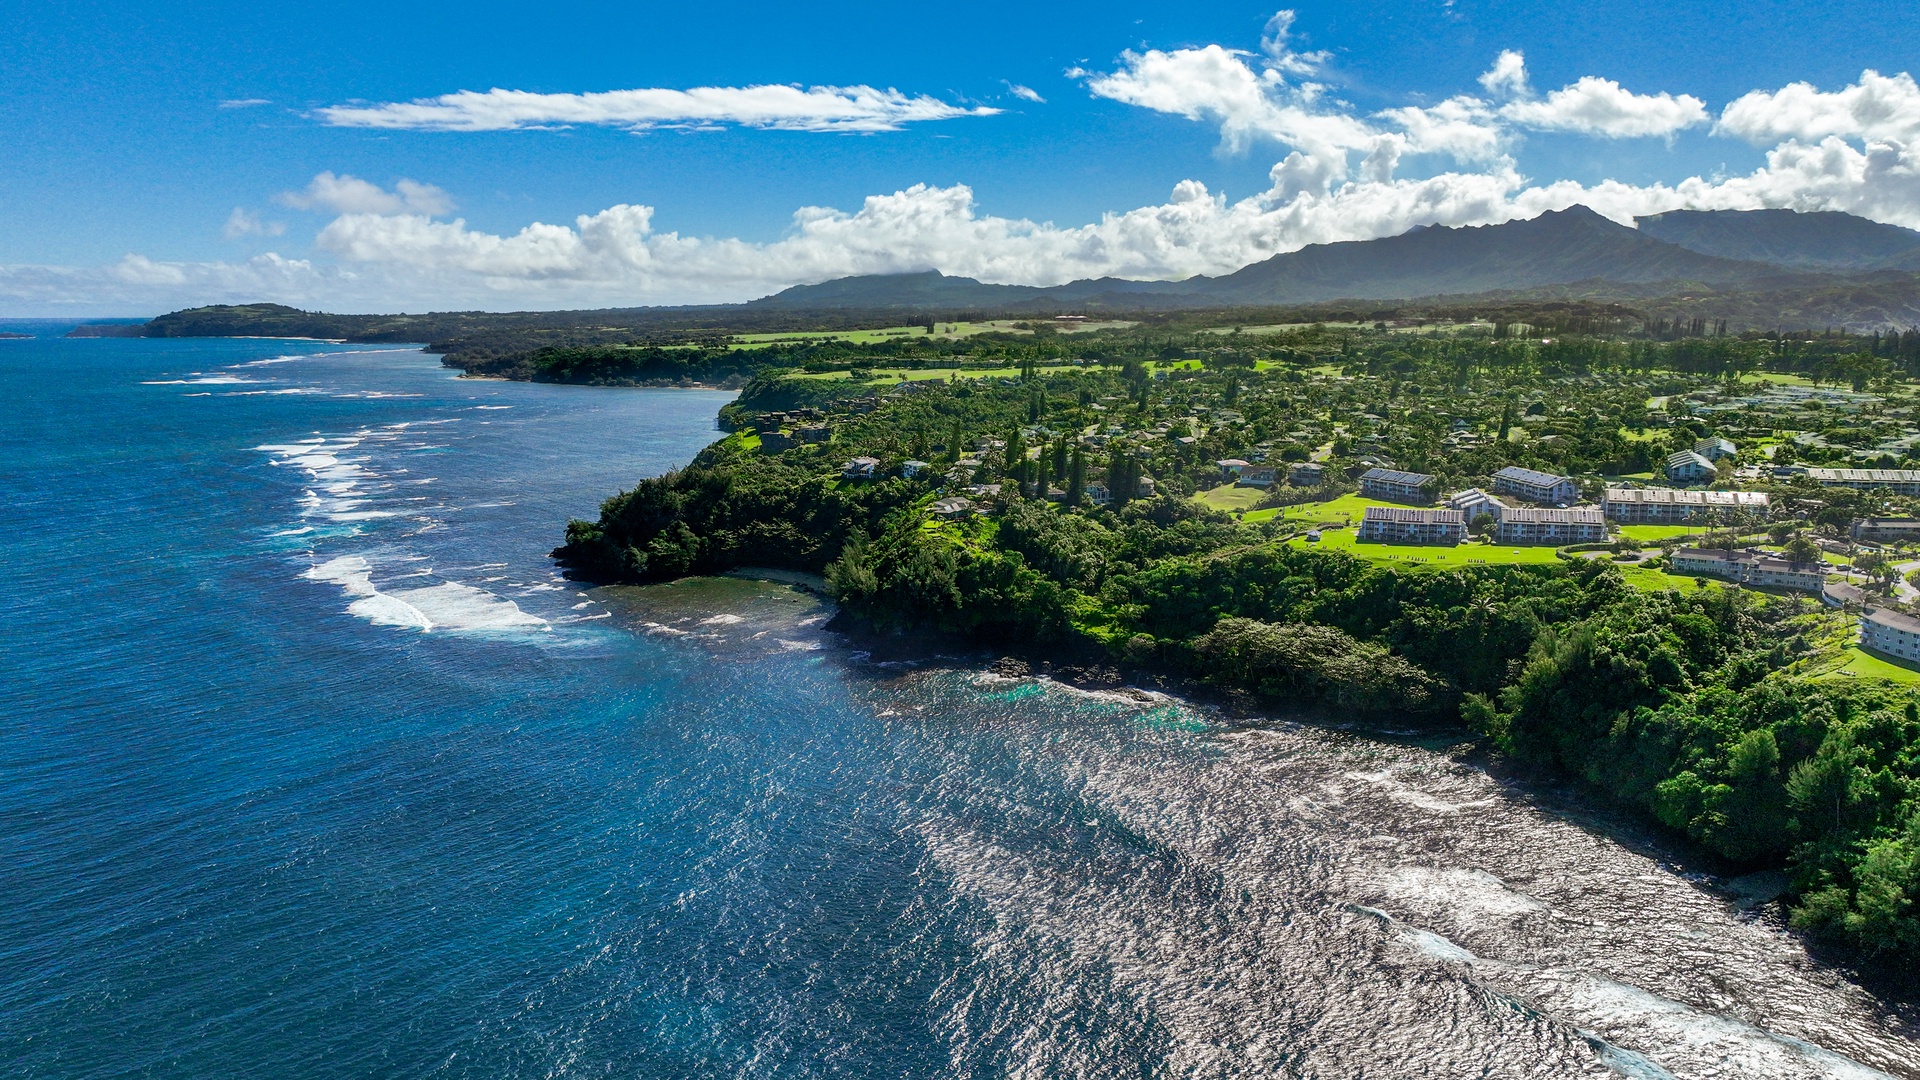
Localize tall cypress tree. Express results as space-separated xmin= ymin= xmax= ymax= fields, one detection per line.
xmin=1066 ymin=447 xmax=1087 ymax=506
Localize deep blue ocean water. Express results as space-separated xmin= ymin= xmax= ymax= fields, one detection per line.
xmin=4 ymin=327 xmax=1918 ymax=1079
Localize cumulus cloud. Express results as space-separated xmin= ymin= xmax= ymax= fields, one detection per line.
xmin=276 ymin=172 xmax=454 ymax=216
xmin=222 ymin=208 xmax=286 ymax=239
xmin=1477 ymin=51 xmax=1528 ymax=97
xmin=11 ymin=16 xmax=1920 ymax=314
xmin=1716 ymin=69 xmax=1920 ymax=145
xmin=1078 ymin=20 xmax=1374 ymax=161
xmin=1500 ymin=76 xmax=1707 ymax=137
xmin=318 ymin=84 xmax=998 ymax=133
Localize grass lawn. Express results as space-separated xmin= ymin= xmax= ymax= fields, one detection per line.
xmin=1619 ymin=565 xmax=1723 ymax=592
xmin=1828 ymin=647 xmax=1920 ymax=684
xmin=1195 ymin=483 xmax=1268 ymax=513
xmin=786 ymin=363 xmax=1088 ymax=383
xmin=1269 ymin=492 xmax=1404 ymax=525
xmin=1283 ymin=524 xmax=1567 ymax=568
xmin=1618 ymin=524 xmax=1707 ymax=541
xmin=731 ymin=320 xmax=1137 ymax=349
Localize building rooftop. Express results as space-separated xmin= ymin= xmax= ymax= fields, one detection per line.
xmin=1493 ymin=465 xmax=1572 ymax=487
xmin=1805 ymin=468 xmax=1920 ymax=483
xmin=1361 ymin=506 xmax=1464 ymax=524
xmin=1360 ymin=467 xmax=1436 ymax=487
xmin=1502 ymin=507 xmax=1604 ymax=524
xmin=1604 ymin=487 xmax=1770 ymax=507
xmin=1865 ymin=607 xmax=1920 ymax=635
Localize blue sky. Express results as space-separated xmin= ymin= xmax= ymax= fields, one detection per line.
xmin=3 ymin=0 xmax=1917 ymax=314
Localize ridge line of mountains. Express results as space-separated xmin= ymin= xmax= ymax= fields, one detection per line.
xmin=111 ymin=206 xmax=1920 ymax=339
xmin=748 ymin=206 xmax=1920 ymax=316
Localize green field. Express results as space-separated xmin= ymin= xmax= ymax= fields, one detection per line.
xmin=1829 ymin=647 xmax=1920 ymax=684
xmin=729 ymin=319 xmax=1137 ymax=349
xmin=1617 ymin=524 xmax=1706 ymax=541
xmin=1287 ymin=526 xmax=1568 ymax=567
xmin=1195 ymin=483 xmax=1269 ymax=513
xmin=1619 ymin=564 xmax=1722 ymax=592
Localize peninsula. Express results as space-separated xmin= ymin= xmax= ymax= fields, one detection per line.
xmin=556 ymin=315 xmax=1920 ymax=971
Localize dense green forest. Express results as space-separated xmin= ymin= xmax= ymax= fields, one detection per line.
xmin=558 ymin=332 xmax=1920 ymax=967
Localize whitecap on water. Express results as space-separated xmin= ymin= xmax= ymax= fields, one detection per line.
xmin=301 ymin=555 xmax=548 ymax=634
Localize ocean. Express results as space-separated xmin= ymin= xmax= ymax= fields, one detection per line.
xmin=3 ymin=327 xmax=1916 ymax=1078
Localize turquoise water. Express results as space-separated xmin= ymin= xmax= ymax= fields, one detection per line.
xmin=4 ymin=328 xmax=1917 ymax=1078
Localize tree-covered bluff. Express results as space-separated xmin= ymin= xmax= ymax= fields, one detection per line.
xmin=558 ymin=336 xmax=1920 ymax=968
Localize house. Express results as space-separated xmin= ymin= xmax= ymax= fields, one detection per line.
xmin=796 ymin=424 xmax=833 ymax=444
xmin=1085 ymin=482 xmax=1111 ymax=506
xmin=1603 ymin=487 xmax=1770 ymax=523
xmin=1496 ymin=508 xmax=1607 ymax=545
xmin=1861 ymin=607 xmax=1920 ymax=664
xmin=1853 ymin=518 xmax=1920 ymax=543
xmin=758 ymin=431 xmax=796 ymax=454
xmin=1491 ymin=465 xmax=1579 ymax=505
xmin=841 ymin=456 xmax=880 ymax=480
xmin=930 ymin=497 xmax=973 ymax=520
xmin=1670 ymin=548 xmax=1826 ymax=592
xmin=901 ymin=460 xmax=930 ymax=479
xmin=1359 ymin=467 xmax=1437 ymax=504
xmin=1447 ymin=487 xmax=1509 ymax=524
xmin=1695 ymin=436 xmax=1738 ymax=461
xmin=1805 ymin=468 xmax=1920 ymax=495
xmin=1136 ymin=476 xmax=1158 ymax=497
xmin=1217 ymin=458 xmax=1251 ymax=478
xmin=1287 ymin=462 xmax=1326 ymax=487
xmin=1359 ymin=506 xmax=1466 ymax=545
xmin=1665 ymin=450 xmax=1718 ymax=482
xmin=1235 ymin=466 xmax=1278 ymax=488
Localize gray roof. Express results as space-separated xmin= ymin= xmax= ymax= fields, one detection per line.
xmin=1604 ymin=487 xmax=1769 ymax=507
xmin=1360 ymin=467 xmax=1436 ymax=487
xmin=1806 ymin=468 xmax=1920 ymax=483
xmin=1493 ymin=465 xmax=1573 ymax=487
xmin=1501 ymin=508 xmax=1604 ymax=524
xmin=1362 ymin=507 xmax=1463 ymax=524
xmin=1865 ymin=607 xmax=1920 ymax=634
xmin=1666 ymin=449 xmax=1716 ymax=471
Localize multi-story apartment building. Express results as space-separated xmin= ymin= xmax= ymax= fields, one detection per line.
xmin=1669 ymin=548 xmax=1826 ymax=592
xmin=1358 ymin=506 xmax=1466 ymax=544
xmin=1491 ymin=465 xmax=1579 ymax=505
xmin=1495 ymin=508 xmax=1607 ymax=545
xmin=1359 ymin=468 xmax=1437 ymax=504
xmin=1861 ymin=607 xmax=1920 ymax=664
xmin=1602 ymin=487 xmax=1770 ymax=523
xmin=1805 ymin=468 xmax=1920 ymax=495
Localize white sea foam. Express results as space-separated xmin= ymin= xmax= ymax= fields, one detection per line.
xmin=1354 ymin=905 xmax=1897 ymax=1079
xmin=1378 ymin=867 xmax=1551 ymax=924
xmin=142 ymin=374 xmax=256 ymax=385
xmin=302 ymin=555 xmax=547 ymax=633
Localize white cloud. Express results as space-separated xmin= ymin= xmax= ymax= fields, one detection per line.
xmin=318 ymin=84 xmax=998 ymax=134
xmin=11 ymin=15 xmax=1920 ymax=315
xmin=223 ymin=208 xmax=286 ymax=239
xmin=1500 ymin=76 xmax=1707 ymax=138
xmin=219 ymin=98 xmax=273 ymax=109
xmin=276 ymin=172 xmax=455 ymax=216
xmin=1004 ymin=82 xmax=1046 ymax=104
xmin=1477 ymin=51 xmax=1528 ymax=97
xmin=1716 ymin=69 xmax=1920 ymax=145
